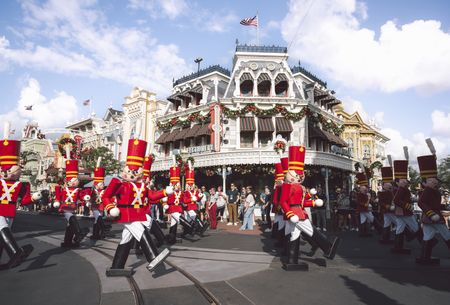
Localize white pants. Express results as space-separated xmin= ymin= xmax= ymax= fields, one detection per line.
xmin=285 ymin=218 xmax=314 ymax=241
xmin=395 ymin=216 xmax=419 ymax=234
xmin=119 ymin=215 xmax=152 ymax=245
xmin=170 ymin=212 xmax=181 ymax=227
xmin=185 ymin=210 xmax=197 ymax=222
xmin=423 ymin=223 xmax=450 ymax=241
xmin=276 ymin=216 xmax=285 ymax=230
xmin=93 ymin=209 xmax=101 ymax=223
xmin=0 ymin=216 xmax=13 ymax=230
xmin=383 ymin=213 xmax=397 ymax=228
xmin=360 ymin=212 xmax=374 ymax=224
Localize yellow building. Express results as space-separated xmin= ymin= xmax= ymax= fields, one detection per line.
xmin=334 ymin=105 xmax=390 ymax=189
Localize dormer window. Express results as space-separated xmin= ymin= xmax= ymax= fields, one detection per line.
xmin=275 ymin=74 xmax=288 ymax=96
xmin=240 ymin=73 xmax=253 ymax=96
xmin=257 ymin=73 xmax=271 ymax=97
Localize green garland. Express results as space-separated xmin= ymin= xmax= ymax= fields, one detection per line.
xmin=157 ymin=111 xmax=211 ymax=130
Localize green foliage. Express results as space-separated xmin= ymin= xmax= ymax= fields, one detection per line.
xmin=408 ymin=166 xmax=421 ymax=193
xmin=438 ymin=156 xmax=450 ymax=191
xmin=80 ymin=146 xmax=120 ymax=175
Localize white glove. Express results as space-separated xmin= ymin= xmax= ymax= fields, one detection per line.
xmin=53 ymin=201 xmax=60 ymax=208
xmin=32 ymin=192 xmax=42 ymax=201
xmin=368 ymin=204 xmax=372 ymax=210
xmin=389 ymin=205 xmax=395 ymax=211
xmin=85 ymin=202 xmax=90 ymax=207
xmin=83 ymin=194 xmax=91 ymax=201
xmin=314 ymin=199 xmax=324 ymax=207
xmin=165 ymin=185 xmax=174 ymax=195
xmin=163 ymin=204 xmax=169 ymax=211
xmin=198 ymin=192 xmax=204 ymax=198
xmin=192 ymin=196 xmax=198 ymax=202
xmin=109 ymin=207 xmax=120 ymax=217
xmin=290 ymin=215 xmax=299 ymax=223
xmin=162 ymin=197 xmax=168 ymax=203
xmin=431 ymin=214 xmax=440 ymax=222
xmin=309 ymin=188 xmax=317 ymax=195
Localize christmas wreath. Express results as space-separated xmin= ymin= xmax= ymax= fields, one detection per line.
xmin=273 ymin=139 xmax=287 ymax=153
xmin=57 ymin=135 xmax=77 ymax=158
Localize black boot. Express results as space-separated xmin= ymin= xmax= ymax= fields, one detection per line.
xmin=97 ymin=217 xmax=106 ymax=239
xmin=90 ymin=223 xmax=101 ymax=240
xmin=274 ymin=227 xmax=285 ymax=248
xmin=379 ymin=227 xmax=394 ymax=244
xmin=140 ymin=230 xmax=170 ymax=271
xmin=282 ymin=238 xmax=308 ymax=271
xmin=416 ymin=238 xmax=440 ymax=265
xmin=373 ymin=218 xmax=383 ymax=235
xmin=166 ymin=224 xmax=178 ymax=245
xmin=179 ymin=216 xmax=193 ymax=236
xmin=390 ymin=232 xmax=411 ymax=254
xmin=281 ymin=233 xmax=290 ymax=257
xmin=106 ymin=240 xmax=133 ymax=276
xmin=311 ymin=227 xmax=340 ymax=260
xmin=271 ymin=222 xmax=279 ymax=239
xmin=130 ymin=239 xmax=143 ymax=255
xmin=301 ymin=232 xmax=319 ymax=257
xmin=150 ymin=220 xmax=166 ymax=247
xmin=195 ymin=218 xmax=208 ymax=236
xmin=0 ymin=228 xmax=34 ymax=269
xmin=359 ymin=222 xmax=372 ymax=237
xmin=69 ymin=216 xmax=88 ymax=247
xmin=61 ymin=225 xmax=75 ymax=248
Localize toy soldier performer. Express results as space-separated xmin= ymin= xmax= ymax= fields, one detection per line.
xmin=279 ymin=145 xmax=340 ymax=271
xmin=378 ymin=166 xmax=396 ymax=244
xmin=356 ymin=172 xmax=382 ymax=237
xmin=54 ymin=147 xmax=89 ymax=248
xmin=183 ymin=161 xmax=208 ymax=235
xmin=416 ymin=140 xmax=450 ymax=265
xmin=0 ymin=122 xmax=34 ymax=269
xmin=102 ymin=121 xmax=172 ymax=276
xmin=85 ymin=158 xmax=107 ymax=240
xmin=271 ymin=162 xmax=284 ymax=243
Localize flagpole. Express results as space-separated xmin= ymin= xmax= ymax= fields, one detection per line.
xmin=256 ymin=11 xmax=260 ymax=46
xmin=90 ymin=96 xmax=93 ymax=117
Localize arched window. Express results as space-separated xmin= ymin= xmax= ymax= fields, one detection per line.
xmin=257 ymin=73 xmax=271 ymax=96
xmin=275 ymin=74 xmax=288 ymax=96
xmin=363 ymin=144 xmax=370 ymax=159
xmin=240 ymin=73 xmax=253 ymax=96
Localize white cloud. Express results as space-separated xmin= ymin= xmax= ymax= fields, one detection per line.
xmin=0 ymin=0 xmax=190 ymax=97
xmin=128 ymin=0 xmax=187 ymax=19
xmin=0 ymin=77 xmax=79 ymax=138
xmin=431 ymin=110 xmax=450 ymax=137
xmin=204 ymin=13 xmax=238 ymax=33
xmin=281 ymin=0 xmax=450 ymax=93
xmin=342 ymin=97 xmax=384 ymax=127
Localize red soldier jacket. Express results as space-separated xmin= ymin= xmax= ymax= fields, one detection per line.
xmin=55 ymin=185 xmax=81 ymax=213
xmin=183 ymin=190 xmax=200 ymax=211
xmin=0 ymin=179 xmax=32 ymax=217
xmin=393 ymin=186 xmax=413 ymax=216
xmin=356 ymin=192 xmax=370 ymax=213
xmin=167 ymin=190 xmax=184 ymax=214
xmin=378 ymin=190 xmax=394 ymax=214
xmin=271 ymin=185 xmax=283 ymax=214
xmin=84 ymin=188 xmax=105 ymax=210
xmin=418 ymin=187 xmax=444 ymax=224
xmin=279 ymin=183 xmax=314 ymax=221
xmin=101 ymin=178 xmax=166 ymax=223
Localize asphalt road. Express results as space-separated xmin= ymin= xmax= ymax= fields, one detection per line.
xmin=1 ymin=211 xmax=450 ymax=305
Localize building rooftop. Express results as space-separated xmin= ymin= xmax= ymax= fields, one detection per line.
xmin=235 ymin=44 xmax=288 ymax=53
xmin=173 ymin=65 xmax=231 ymax=87
xmin=291 ymin=64 xmax=327 ymax=88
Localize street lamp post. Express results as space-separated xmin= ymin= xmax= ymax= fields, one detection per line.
xmin=321 ymin=167 xmax=331 ymax=219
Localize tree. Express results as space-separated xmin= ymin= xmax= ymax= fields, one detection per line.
xmin=80 ymin=147 xmax=121 ymax=175
xmin=408 ymin=166 xmax=421 ymax=193
xmin=438 ymin=156 xmax=450 ymax=191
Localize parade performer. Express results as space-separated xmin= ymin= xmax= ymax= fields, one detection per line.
xmin=271 ymin=162 xmax=284 ymax=242
xmin=183 ymin=161 xmax=208 ymax=235
xmin=275 ymin=157 xmax=289 ymax=251
xmin=102 ymin=123 xmax=171 ymax=276
xmin=391 ymin=150 xmax=422 ymax=254
xmin=164 ymin=162 xmax=193 ymax=244
xmin=279 ymin=145 xmax=340 ymax=271
xmin=378 ymin=166 xmax=396 ymax=244
xmin=356 ymin=172 xmax=382 ymax=237
xmin=85 ymin=158 xmax=107 ymax=240
xmin=54 ymin=147 xmax=89 ymax=248
xmin=0 ymin=122 xmax=35 ymax=269
xmin=415 ymin=140 xmax=450 ymax=265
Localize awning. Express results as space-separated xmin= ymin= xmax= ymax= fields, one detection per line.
xmin=155 ymin=131 xmax=170 ymax=144
xmin=258 ymin=117 xmax=274 ymax=132
xmin=185 ymin=124 xmax=201 ymax=138
xmin=309 ymin=126 xmax=347 ymax=147
xmin=240 ymin=73 xmax=253 ymax=81
xmin=275 ymin=73 xmax=288 ymax=84
xmin=167 ymin=93 xmax=182 ymax=103
xmin=196 ymin=124 xmax=211 ymax=136
xmin=165 ymin=129 xmax=181 ymax=142
xmin=188 ymin=85 xmax=203 ymax=95
xmin=173 ymin=127 xmax=190 ymax=141
xmin=240 ymin=117 xmax=256 ymax=132
xmin=257 ymin=73 xmax=271 ymax=83
xmin=275 ymin=117 xmax=293 ymax=133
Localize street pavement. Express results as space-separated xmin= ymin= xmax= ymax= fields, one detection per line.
xmin=1 ymin=211 xmax=450 ymax=305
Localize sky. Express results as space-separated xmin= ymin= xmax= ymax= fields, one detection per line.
xmin=0 ymin=0 xmax=449 ymax=165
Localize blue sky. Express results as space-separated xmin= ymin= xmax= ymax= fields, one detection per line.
xmin=0 ymin=0 xmax=449 ymax=162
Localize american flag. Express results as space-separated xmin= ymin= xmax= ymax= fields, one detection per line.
xmin=83 ymin=99 xmax=91 ymax=106
xmin=240 ymin=16 xmax=258 ymax=27
xmin=24 ymin=105 xmax=33 ymax=110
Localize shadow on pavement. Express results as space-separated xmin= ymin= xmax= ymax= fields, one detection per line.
xmin=340 ymin=275 xmax=402 ymax=305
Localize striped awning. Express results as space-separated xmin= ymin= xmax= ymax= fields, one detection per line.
xmin=309 ymin=126 xmax=347 ymax=147
xmin=240 ymin=73 xmax=253 ymax=81
xmin=275 ymin=73 xmax=288 ymax=84
xmin=173 ymin=127 xmax=190 ymax=141
xmin=155 ymin=131 xmax=170 ymax=144
xmin=275 ymin=117 xmax=293 ymax=133
xmin=240 ymin=117 xmax=256 ymax=132
xmin=185 ymin=124 xmax=201 ymax=138
xmin=165 ymin=129 xmax=181 ymax=142
xmin=257 ymin=73 xmax=271 ymax=83
xmin=258 ymin=117 xmax=274 ymax=132
xmin=188 ymin=85 xmax=203 ymax=95
xmin=196 ymin=124 xmax=211 ymax=136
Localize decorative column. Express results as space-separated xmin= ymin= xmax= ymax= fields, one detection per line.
xmin=209 ymin=102 xmax=222 ymax=152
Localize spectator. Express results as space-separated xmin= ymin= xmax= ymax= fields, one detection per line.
xmin=226 ymin=183 xmax=239 ymax=226
xmin=238 ymin=187 xmax=247 ymax=222
xmin=259 ymin=188 xmax=267 ymax=223
xmin=240 ymin=186 xmax=256 ymax=230
xmin=315 ymin=186 xmax=327 ymax=231
xmin=200 ymin=186 xmax=209 ymax=222
xmin=336 ymin=188 xmax=351 ymax=231
xmin=208 ymin=187 xmax=218 ymax=229
xmin=216 ymin=186 xmax=227 ymax=222
xmin=263 ymin=186 xmax=272 ymax=230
